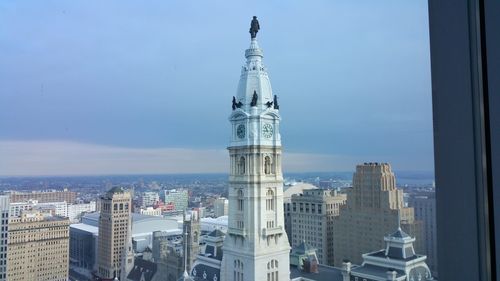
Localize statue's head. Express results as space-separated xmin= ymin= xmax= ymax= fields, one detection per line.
xmin=253 ymin=16 xmax=257 ymax=19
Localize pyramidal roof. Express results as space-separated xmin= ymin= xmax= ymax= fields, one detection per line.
xmin=389 ymin=227 xmax=411 ymax=239
xmin=234 ymin=37 xmax=275 ymax=113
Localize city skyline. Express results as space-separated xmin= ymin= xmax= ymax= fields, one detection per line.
xmin=0 ymin=1 xmax=433 ymax=176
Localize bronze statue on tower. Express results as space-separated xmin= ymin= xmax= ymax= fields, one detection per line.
xmin=249 ymin=16 xmax=260 ymax=39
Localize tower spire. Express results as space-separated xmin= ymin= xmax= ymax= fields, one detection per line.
xmin=223 ymin=17 xmax=290 ymax=281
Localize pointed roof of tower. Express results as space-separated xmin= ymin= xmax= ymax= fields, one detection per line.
xmin=233 ymin=20 xmax=276 ymax=113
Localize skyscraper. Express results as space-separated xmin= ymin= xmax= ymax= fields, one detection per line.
xmin=0 ymin=196 xmax=8 ymax=281
xmin=221 ymin=16 xmax=291 ymax=281
xmin=7 ymin=210 xmax=70 ymax=281
xmin=213 ymin=197 xmax=228 ymax=217
xmin=408 ymin=193 xmax=438 ymax=275
xmin=332 ymin=163 xmax=424 ymax=266
xmin=290 ymin=189 xmax=346 ymax=265
xmin=163 ymin=189 xmax=188 ymax=211
xmin=95 ymin=187 xmax=133 ymax=280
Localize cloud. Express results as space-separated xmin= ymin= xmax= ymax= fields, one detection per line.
xmin=0 ymin=140 xmax=365 ymax=176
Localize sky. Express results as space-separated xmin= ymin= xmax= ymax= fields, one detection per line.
xmin=0 ymin=0 xmax=433 ymax=176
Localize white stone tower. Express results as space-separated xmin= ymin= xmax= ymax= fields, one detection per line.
xmin=222 ymin=16 xmax=291 ymax=281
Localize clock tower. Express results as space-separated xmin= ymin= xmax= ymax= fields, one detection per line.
xmin=222 ymin=17 xmax=291 ymax=281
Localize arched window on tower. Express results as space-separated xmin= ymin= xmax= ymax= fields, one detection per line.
xmin=266 ymin=189 xmax=275 ymax=211
xmin=264 ymin=156 xmax=272 ymax=175
xmin=238 ymin=157 xmax=246 ymax=175
xmin=234 ymin=259 xmax=244 ymax=281
xmin=237 ymin=189 xmax=244 ymax=211
xmin=267 ymin=260 xmax=279 ymax=281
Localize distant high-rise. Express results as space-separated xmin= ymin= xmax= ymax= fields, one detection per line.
xmin=163 ymin=189 xmax=188 ymax=211
xmin=333 ymin=163 xmax=424 ymax=266
xmin=7 ymin=210 xmax=70 ymax=281
xmin=141 ymin=191 xmax=160 ymax=207
xmin=213 ymin=197 xmax=228 ymax=217
xmin=290 ymin=189 xmax=346 ymax=265
xmin=408 ymin=193 xmax=438 ymax=276
xmin=0 ymin=196 xmax=8 ymax=281
xmin=95 ymin=187 xmax=132 ymax=280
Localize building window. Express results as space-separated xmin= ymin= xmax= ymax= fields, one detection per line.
xmin=237 ymin=189 xmax=244 ymax=211
xmin=238 ymin=157 xmax=246 ymax=175
xmin=266 ymin=189 xmax=274 ymax=211
xmin=267 ymin=259 xmax=279 ymax=281
xmin=234 ymin=259 xmax=243 ymax=281
xmin=264 ymin=156 xmax=272 ymax=174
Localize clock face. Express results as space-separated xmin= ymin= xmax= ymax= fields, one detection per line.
xmin=236 ymin=124 xmax=246 ymax=139
xmin=262 ymin=123 xmax=273 ymax=138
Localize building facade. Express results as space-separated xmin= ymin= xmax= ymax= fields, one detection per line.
xmin=283 ymin=183 xmax=318 ymax=244
xmin=9 ymin=189 xmax=77 ymax=203
xmin=7 ymin=211 xmax=70 ymax=281
xmin=221 ymin=17 xmax=291 ymax=281
xmin=69 ymin=223 xmax=98 ymax=270
xmin=408 ymin=193 xmax=438 ymax=276
xmin=95 ymin=187 xmax=132 ymax=280
xmin=163 ymin=189 xmax=188 ymax=211
xmin=290 ymin=189 xmax=347 ymax=265
xmin=0 ymin=196 xmax=8 ymax=281
xmin=333 ymin=163 xmax=424 ymax=266
xmin=141 ymin=192 xmax=160 ymax=208
xmin=184 ymin=211 xmax=200 ymax=273
xmin=67 ymin=201 xmax=96 ymax=222
xmin=213 ymin=197 xmax=228 ymax=217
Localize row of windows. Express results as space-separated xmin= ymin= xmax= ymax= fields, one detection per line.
xmin=236 ymin=189 xmax=276 ymax=211
xmin=235 ymin=156 xmax=275 ymax=175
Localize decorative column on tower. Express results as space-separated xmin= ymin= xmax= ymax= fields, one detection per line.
xmin=222 ymin=16 xmax=291 ymax=281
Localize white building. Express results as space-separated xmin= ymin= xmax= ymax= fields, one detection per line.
xmin=138 ymin=206 xmax=162 ymax=217
xmin=67 ymin=201 xmax=96 ymax=222
xmin=341 ymin=227 xmax=434 ymax=281
xmin=9 ymin=200 xmax=68 ymax=217
xmin=10 ymin=200 xmax=96 ymax=222
xmin=214 ymin=197 xmax=228 ymax=217
xmin=200 ymin=216 xmax=228 ymax=234
xmin=220 ymin=16 xmax=290 ymax=281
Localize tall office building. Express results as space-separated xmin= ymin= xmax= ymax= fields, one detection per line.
xmin=7 ymin=210 xmax=70 ymax=281
xmin=332 ymin=163 xmax=424 ymax=266
xmin=0 ymin=196 xmax=8 ymax=281
xmin=213 ymin=197 xmax=228 ymax=217
xmin=163 ymin=189 xmax=188 ymax=211
xmin=408 ymin=193 xmax=438 ymax=275
xmin=283 ymin=183 xmax=318 ymax=244
xmin=95 ymin=186 xmax=133 ymax=280
xmin=221 ymin=16 xmax=291 ymax=281
xmin=141 ymin=192 xmax=160 ymax=207
xmin=290 ymin=189 xmax=347 ymax=265
xmin=183 ymin=211 xmax=200 ymax=273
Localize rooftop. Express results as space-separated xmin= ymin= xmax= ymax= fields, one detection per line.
xmin=290 ymin=264 xmax=343 ymax=281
